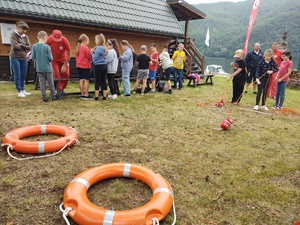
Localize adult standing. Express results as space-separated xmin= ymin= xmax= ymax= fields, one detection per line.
xmin=244 ymin=43 xmax=263 ymax=94
xmin=106 ymin=38 xmax=120 ymax=100
xmin=9 ymin=21 xmax=31 ymax=97
xmin=92 ymin=33 xmax=108 ymax=101
xmin=119 ymin=40 xmax=133 ymax=97
xmin=46 ymin=30 xmax=71 ymax=96
xmin=267 ymin=42 xmax=282 ymax=99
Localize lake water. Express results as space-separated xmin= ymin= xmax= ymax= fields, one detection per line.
xmin=205 ymin=57 xmax=300 ymax=74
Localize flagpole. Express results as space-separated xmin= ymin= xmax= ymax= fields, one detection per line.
xmin=204 ymin=27 xmax=209 ymax=74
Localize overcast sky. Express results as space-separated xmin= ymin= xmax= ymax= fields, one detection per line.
xmin=185 ymin=0 xmax=245 ymax=4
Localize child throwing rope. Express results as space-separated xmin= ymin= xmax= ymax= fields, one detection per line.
xmin=253 ymin=49 xmax=278 ymax=111
xmin=227 ymin=49 xmax=247 ymax=105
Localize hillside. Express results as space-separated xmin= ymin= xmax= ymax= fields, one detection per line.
xmin=186 ymin=0 xmax=300 ymax=58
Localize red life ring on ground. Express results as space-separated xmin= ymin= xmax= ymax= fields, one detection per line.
xmin=62 ymin=163 xmax=174 ymax=225
xmin=3 ymin=125 xmax=78 ymax=154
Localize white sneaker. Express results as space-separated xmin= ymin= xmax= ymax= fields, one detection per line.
xmin=253 ymin=105 xmax=259 ymax=111
xmin=22 ymin=90 xmax=31 ymax=96
xmin=108 ymin=94 xmax=113 ymax=99
xmin=112 ymin=94 xmax=117 ymax=99
xmin=18 ymin=91 xmax=26 ymax=97
xmin=261 ymin=105 xmax=269 ymax=111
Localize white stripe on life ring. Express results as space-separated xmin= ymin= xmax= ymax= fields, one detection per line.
xmin=103 ymin=210 xmax=115 ymax=225
xmin=123 ymin=163 xmax=131 ymax=177
xmin=71 ymin=178 xmax=90 ymax=189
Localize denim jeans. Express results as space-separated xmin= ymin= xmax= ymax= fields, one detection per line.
xmin=275 ymin=81 xmax=288 ymax=107
xmin=10 ymin=58 xmax=28 ymax=92
xmin=173 ymin=68 xmax=183 ymax=89
xmin=122 ymin=69 xmax=130 ymax=95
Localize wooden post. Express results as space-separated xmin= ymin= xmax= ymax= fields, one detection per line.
xmin=184 ymin=19 xmax=189 ymax=47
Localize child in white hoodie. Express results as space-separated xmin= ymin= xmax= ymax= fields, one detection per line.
xmin=159 ymin=48 xmax=173 ymax=94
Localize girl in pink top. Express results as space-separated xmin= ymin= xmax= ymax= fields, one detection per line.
xmin=76 ymin=34 xmax=92 ymax=98
xmin=273 ymin=50 xmax=293 ymax=109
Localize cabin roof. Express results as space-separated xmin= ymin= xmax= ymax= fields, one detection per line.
xmin=167 ymin=0 xmax=206 ymax=21
xmin=0 ymin=0 xmax=191 ymax=37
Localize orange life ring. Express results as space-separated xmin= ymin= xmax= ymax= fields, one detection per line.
xmin=3 ymin=125 xmax=78 ymax=154
xmin=63 ymin=163 xmax=174 ymax=225
xmin=295 ymin=220 xmax=300 ymax=225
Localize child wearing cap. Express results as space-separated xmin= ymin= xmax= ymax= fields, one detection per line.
xmin=227 ymin=49 xmax=247 ymax=105
xmin=131 ymin=45 xmax=152 ymax=95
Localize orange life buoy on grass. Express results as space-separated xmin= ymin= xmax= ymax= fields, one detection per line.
xmin=3 ymin=125 xmax=78 ymax=154
xmin=62 ymin=163 xmax=174 ymax=225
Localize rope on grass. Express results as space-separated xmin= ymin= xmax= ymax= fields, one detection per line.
xmin=152 ymin=218 xmax=160 ymax=225
xmin=59 ymin=203 xmax=72 ymax=225
xmin=4 ymin=138 xmax=80 ymax=161
xmin=151 ymin=200 xmax=177 ymax=225
xmin=58 ymin=197 xmax=176 ymax=225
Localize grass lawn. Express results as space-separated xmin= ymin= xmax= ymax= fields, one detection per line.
xmin=0 ymin=77 xmax=300 ymax=225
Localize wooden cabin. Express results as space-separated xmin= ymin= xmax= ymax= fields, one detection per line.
xmin=0 ymin=0 xmax=206 ymax=80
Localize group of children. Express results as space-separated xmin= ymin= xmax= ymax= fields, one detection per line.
xmin=131 ymin=43 xmax=186 ymax=95
xmin=14 ymin=21 xmax=292 ymax=109
xmin=227 ymin=47 xmax=293 ymax=110
xmin=37 ymin=33 xmax=187 ymax=100
xmin=10 ymin=20 xmax=188 ymax=101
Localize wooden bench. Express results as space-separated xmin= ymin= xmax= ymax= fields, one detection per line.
xmin=186 ymin=73 xmax=214 ymax=87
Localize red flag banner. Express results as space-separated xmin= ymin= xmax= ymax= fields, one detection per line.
xmin=243 ymin=0 xmax=262 ymax=54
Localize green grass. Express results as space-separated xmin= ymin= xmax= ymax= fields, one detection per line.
xmin=0 ymin=77 xmax=299 ymax=225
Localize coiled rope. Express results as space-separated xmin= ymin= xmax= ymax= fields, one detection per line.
xmin=60 ymin=200 xmax=177 ymax=225
xmin=2 ymin=138 xmax=80 ymax=160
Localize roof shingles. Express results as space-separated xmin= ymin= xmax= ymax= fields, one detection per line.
xmin=0 ymin=0 xmax=183 ymax=36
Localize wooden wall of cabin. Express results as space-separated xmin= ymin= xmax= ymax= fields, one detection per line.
xmin=0 ymin=18 xmax=172 ymax=55
xmin=0 ymin=17 xmax=173 ymax=78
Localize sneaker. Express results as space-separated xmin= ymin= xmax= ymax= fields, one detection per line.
xmin=131 ymin=90 xmax=136 ymax=94
xmin=22 ymin=90 xmax=31 ymax=96
xmin=261 ymin=105 xmax=269 ymax=111
xmin=82 ymin=95 xmax=93 ymax=100
xmin=165 ymin=89 xmax=172 ymax=94
xmin=108 ymin=94 xmax=114 ymax=99
xmin=277 ymin=106 xmax=283 ymax=110
xmin=253 ymin=105 xmax=259 ymax=111
xmin=272 ymin=105 xmax=278 ymax=110
xmin=121 ymin=94 xmax=131 ymax=97
xmin=141 ymin=93 xmax=145 ymax=96
xmin=18 ymin=91 xmax=26 ymax=97
xmin=43 ymin=97 xmax=48 ymax=102
xmin=253 ymin=91 xmax=258 ymax=94
xmin=52 ymin=96 xmax=58 ymax=101
xmin=148 ymin=89 xmax=156 ymax=93
xmin=112 ymin=94 xmax=117 ymax=99
xmin=102 ymin=97 xmax=107 ymax=100
xmin=60 ymin=89 xmax=66 ymax=96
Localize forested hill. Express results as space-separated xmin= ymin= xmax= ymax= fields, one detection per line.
xmin=186 ymin=0 xmax=300 ymax=58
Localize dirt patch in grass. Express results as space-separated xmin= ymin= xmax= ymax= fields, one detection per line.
xmin=1 ymin=79 xmax=300 ymax=225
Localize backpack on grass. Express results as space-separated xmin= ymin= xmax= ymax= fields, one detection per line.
xmin=157 ymin=80 xmax=166 ymax=92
